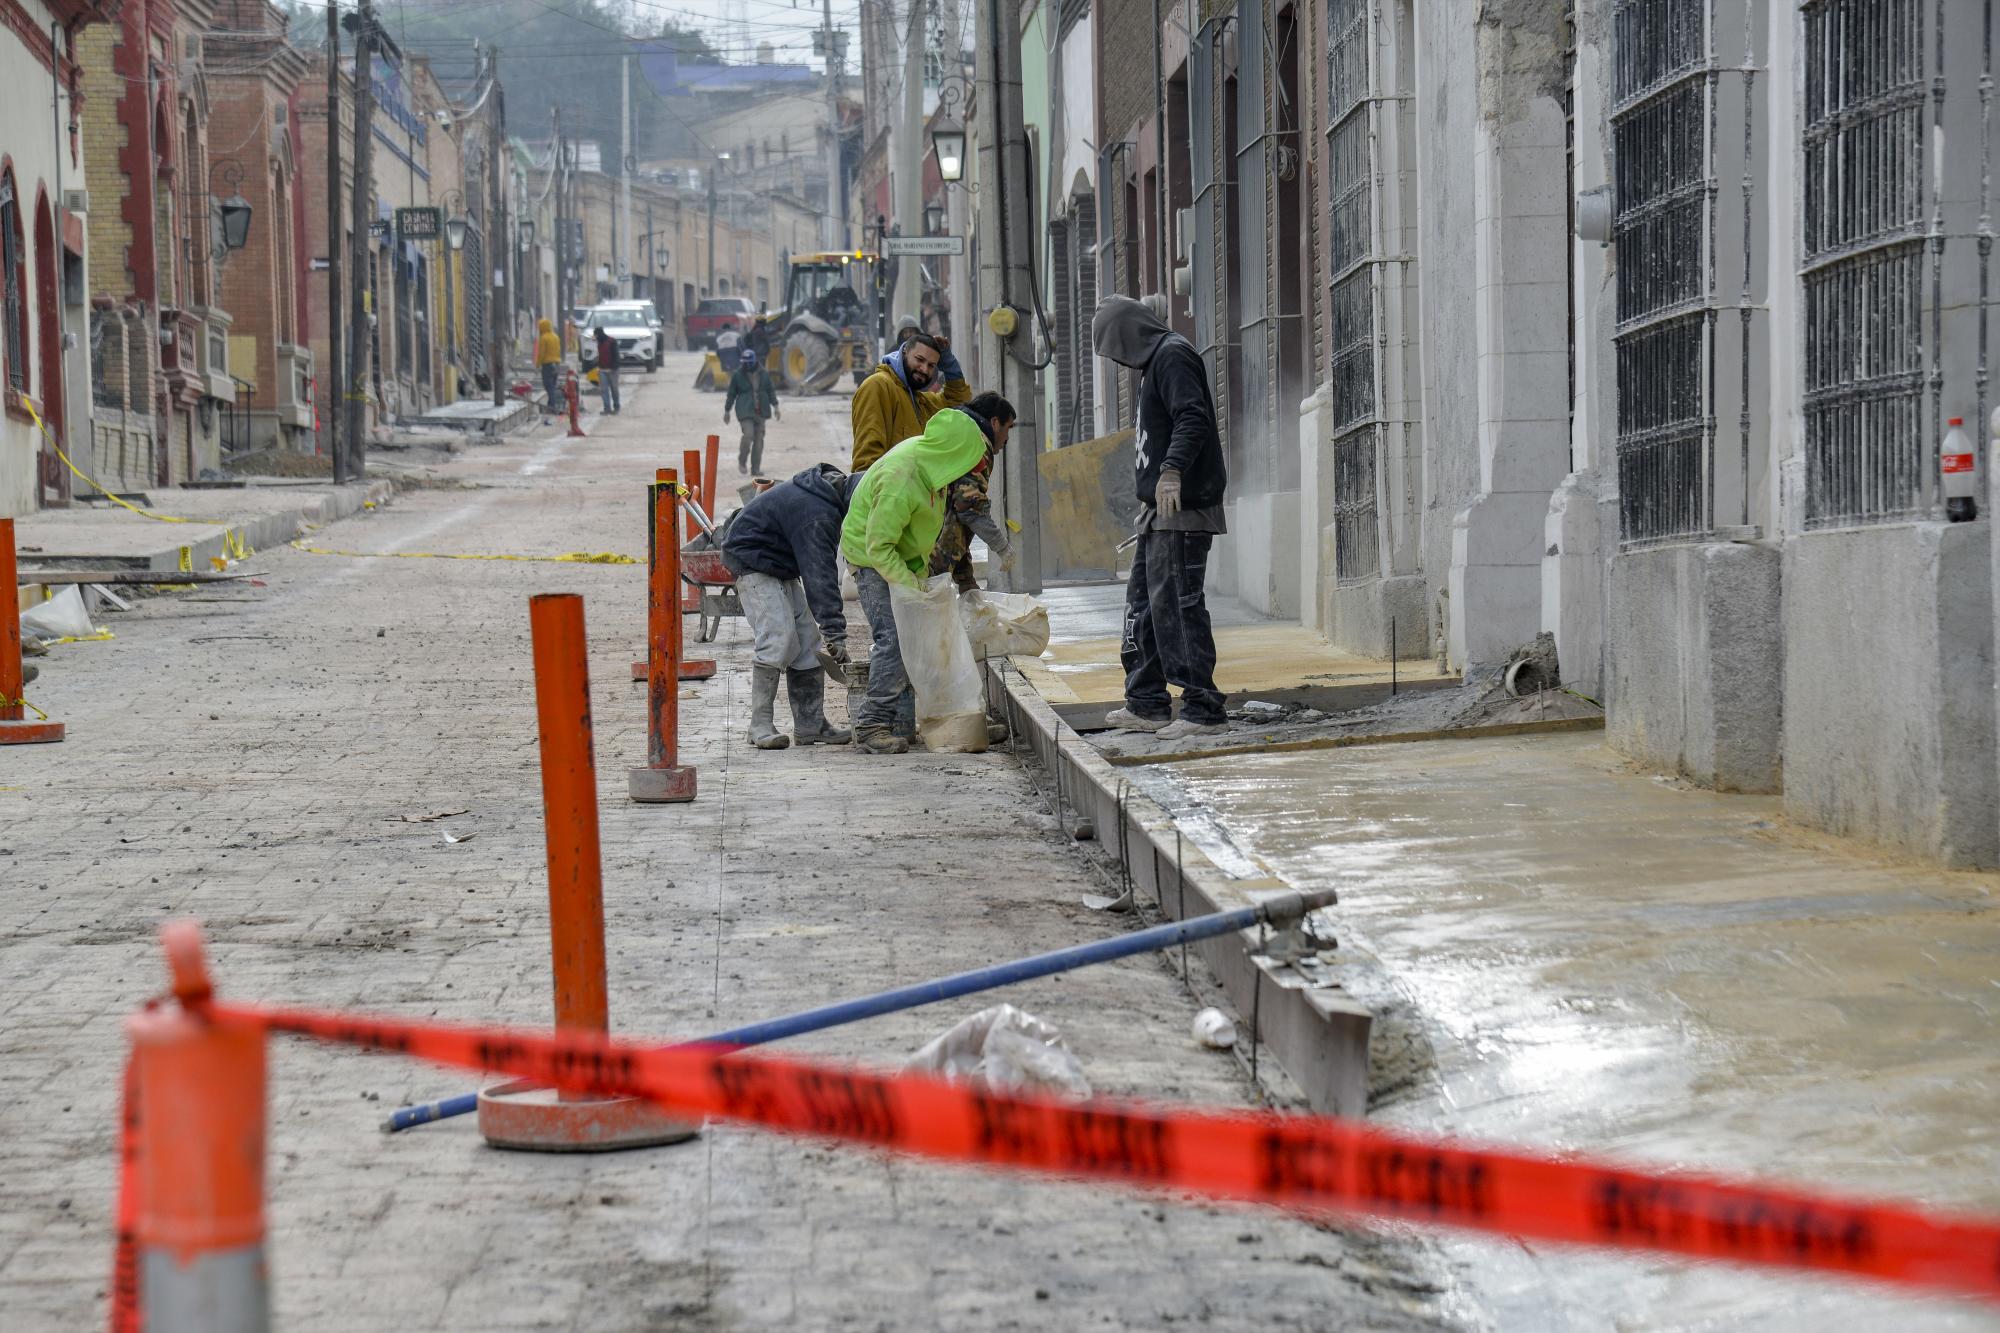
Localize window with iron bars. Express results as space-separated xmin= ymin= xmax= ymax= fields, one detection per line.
xmin=1611 ymin=0 xmax=1714 ymax=547
xmin=1800 ymin=0 xmax=1930 ymax=528
xmin=1326 ymin=0 xmax=1378 ymax=580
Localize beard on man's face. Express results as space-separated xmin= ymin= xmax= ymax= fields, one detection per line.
xmin=906 ymin=362 xmax=934 ymax=389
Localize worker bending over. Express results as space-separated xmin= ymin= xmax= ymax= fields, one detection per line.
xmin=851 ymin=329 xmax=971 ymax=473
xmin=721 ymin=464 xmax=860 ymax=750
xmin=841 ymin=394 xmax=1016 ymax=754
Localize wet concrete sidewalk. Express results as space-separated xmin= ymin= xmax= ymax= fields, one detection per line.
xmin=1145 ymin=732 xmax=2000 ymax=1330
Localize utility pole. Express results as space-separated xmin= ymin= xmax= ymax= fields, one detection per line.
xmin=706 ymin=156 xmax=717 ymax=298
xmin=325 ymin=0 xmax=344 ymax=470
xmin=975 ymin=0 xmax=1042 ymax=590
xmin=487 ymin=49 xmax=507 ymax=408
xmin=893 ymin=0 xmax=925 ymax=324
xmin=621 ymin=55 xmax=634 ymax=299
xmin=552 ymin=107 xmax=565 ymax=321
xmin=342 ymin=0 xmax=376 ymax=484
xmin=821 ymin=0 xmax=846 ymax=249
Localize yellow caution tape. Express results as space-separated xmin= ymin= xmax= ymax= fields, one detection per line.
xmin=20 ymin=394 xmax=255 ymax=565
xmin=48 ymin=631 xmax=115 ymax=645
xmin=1 ymin=694 xmax=49 ymax=720
xmin=288 ymin=541 xmax=639 ymax=566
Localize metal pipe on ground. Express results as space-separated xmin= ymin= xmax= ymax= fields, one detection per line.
xmin=382 ymin=887 xmax=1337 ymax=1131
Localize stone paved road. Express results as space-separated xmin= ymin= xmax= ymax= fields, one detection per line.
xmin=0 ymin=354 xmax=1456 ymax=1330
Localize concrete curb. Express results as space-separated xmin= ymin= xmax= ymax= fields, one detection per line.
xmin=20 ymin=479 xmax=396 ymax=596
xmin=988 ymin=661 xmax=1373 ymax=1119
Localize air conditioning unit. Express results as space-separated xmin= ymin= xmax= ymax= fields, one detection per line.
xmin=63 ymin=189 xmax=88 ymax=216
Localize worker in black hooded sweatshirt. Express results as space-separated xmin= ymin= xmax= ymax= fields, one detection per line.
xmin=1090 ymin=294 xmax=1229 ymax=742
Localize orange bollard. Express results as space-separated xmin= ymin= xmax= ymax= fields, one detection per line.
xmin=679 ymin=446 xmax=705 ymax=616
xmin=1 ymin=517 xmax=65 ymax=745
xmin=632 ymin=464 xmax=716 ymax=682
xmin=703 ymin=433 xmax=720 ymax=518
xmin=629 ymin=478 xmax=699 ymax=804
xmin=479 ymin=593 xmax=696 ymax=1148
xmin=564 ymin=370 xmax=585 ymax=438
xmin=126 ymin=942 xmax=269 ymax=1331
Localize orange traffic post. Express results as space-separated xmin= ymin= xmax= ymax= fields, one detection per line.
xmin=678 ymin=446 xmax=705 ymax=615
xmin=631 ymin=464 xmax=715 ymax=682
xmin=480 ymin=593 xmax=696 ymax=1148
xmin=564 ymin=370 xmax=585 ymax=438
xmin=126 ymin=924 xmax=269 ymax=1331
xmin=1 ymin=517 xmax=64 ymax=745
xmin=630 ymin=477 xmax=700 ymax=805
xmin=703 ymin=432 xmax=720 ymax=515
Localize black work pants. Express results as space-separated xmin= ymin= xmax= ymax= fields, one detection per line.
xmin=1120 ymin=530 xmax=1224 ymax=725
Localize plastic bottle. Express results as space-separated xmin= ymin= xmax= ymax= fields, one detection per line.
xmin=1943 ymin=417 xmax=1978 ymax=522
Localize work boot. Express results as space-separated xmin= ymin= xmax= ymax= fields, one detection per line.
xmin=855 ymin=725 xmax=908 ymax=755
xmin=747 ymin=665 xmax=791 ymax=750
xmin=787 ymin=668 xmax=851 ymax=745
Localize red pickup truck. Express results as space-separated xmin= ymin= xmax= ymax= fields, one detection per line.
xmin=685 ymin=296 xmax=756 ymax=350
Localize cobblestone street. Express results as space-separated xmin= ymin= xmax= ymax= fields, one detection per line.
xmin=0 ymin=356 xmax=1454 ymax=1330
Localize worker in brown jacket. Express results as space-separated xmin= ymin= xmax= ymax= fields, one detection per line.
xmin=849 ymin=328 xmax=971 ymax=473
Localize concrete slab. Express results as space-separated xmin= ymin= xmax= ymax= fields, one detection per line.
xmin=12 ymin=480 xmax=393 ymax=576
xmin=405 ymin=398 xmax=538 ymax=437
xmin=1015 ymin=582 xmax=1454 ymax=708
xmin=1161 ymin=730 xmax=2000 ymax=1330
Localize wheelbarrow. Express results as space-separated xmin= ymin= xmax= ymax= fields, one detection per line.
xmin=678 ymin=493 xmax=741 ymax=644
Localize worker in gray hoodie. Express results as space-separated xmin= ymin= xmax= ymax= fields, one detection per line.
xmin=1091 ymin=294 xmax=1229 ymax=741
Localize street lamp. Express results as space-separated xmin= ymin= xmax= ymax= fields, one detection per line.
xmin=210 ymin=161 xmax=253 ymax=253
xmin=931 ymin=124 xmax=966 ymax=184
xmin=445 ymin=214 xmax=469 ymax=252
xmin=517 ymin=220 xmax=535 ymax=251
xmin=923 ymin=202 xmax=945 ymax=236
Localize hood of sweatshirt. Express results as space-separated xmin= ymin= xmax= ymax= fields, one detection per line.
xmin=1091 ymin=294 xmax=1173 ymax=369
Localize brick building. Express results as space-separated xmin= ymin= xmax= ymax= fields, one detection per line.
xmin=206 ymin=0 xmax=313 ymax=452
xmin=75 ymin=0 xmax=236 ymax=493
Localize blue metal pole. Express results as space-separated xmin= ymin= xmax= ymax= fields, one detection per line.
xmin=382 ymin=887 xmax=1334 ymax=1132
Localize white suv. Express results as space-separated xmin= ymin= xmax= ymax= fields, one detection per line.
xmin=578 ymin=304 xmax=662 ymax=373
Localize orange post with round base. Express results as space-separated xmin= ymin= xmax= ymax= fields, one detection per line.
xmin=632 ymin=463 xmax=714 ymax=681
xmin=679 ymin=447 xmax=705 ymax=615
xmin=1 ymin=518 xmax=64 ymax=745
xmin=127 ymin=926 xmax=270 ymax=1331
xmin=564 ymin=371 xmax=585 ymax=438
xmin=480 ymin=593 xmax=697 ymax=1149
xmin=704 ymin=434 xmax=720 ymax=517
xmin=630 ymin=478 xmax=700 ymax=804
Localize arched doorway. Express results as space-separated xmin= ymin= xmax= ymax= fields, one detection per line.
xmin=33 ymin=189 xmax=64 ymax=504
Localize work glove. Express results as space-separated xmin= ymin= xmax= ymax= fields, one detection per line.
xmin=1154 ymin=468 xmax=1184 ymax=519
xmin=823 ymin=637 xmax=850 ymax=667
xmin=994 ymin=542 xmax=1019 ymax=575
xmin=723 ymin=411 xmax=732 ymax=424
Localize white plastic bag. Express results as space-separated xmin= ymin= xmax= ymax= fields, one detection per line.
xmin=904 ymin=1003 xmax=1092 ymax=1099
xmin=20 ymin=585 xmax=97 ymax=642
xmin=958 ymin=589 xmax=1051 ymax=659
xmin=889 ymin=572 xmax=987 ymax=752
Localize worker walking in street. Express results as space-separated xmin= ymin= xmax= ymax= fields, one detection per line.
xmin=724 ymin=345 xmax=781 ymax=475
xmin=1092 ymin=295 xmax=1230 ymax=741
xmin=841 ymin=394 xmax=1015 ymax=755
xmin=850 ymin=328 xmax=971 ymax=473
xmin=593 ymin=326 xmax=622 ymax=416
xmin=536 ymin=317 xmax=563 ymax=415
xmin=721 ymin=463 xmax=859 ymax=750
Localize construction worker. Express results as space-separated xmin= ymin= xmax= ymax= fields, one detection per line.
xmin=1092 ymin=295 xmax=1230 ymax=742
xmin=535 ymin=317 xmax=563 ymax=414
xmin=721 ymin=463 xmax=859 ymax=750
xmin=850 ymin=328 xmax=971 ymax=474
xmin=841 ymin=393 xmax=1015 ymax=754
xmin=592 ymin=327 xmax=621 ymax=415
xmin=723 ymin=345 xmax=781 ymax=475
xmin=927 ymin=453 xmax=1015 ymax=592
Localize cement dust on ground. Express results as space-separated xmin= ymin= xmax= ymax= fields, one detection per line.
xmin=0 ymin=352 xmax=1458 ymax=1331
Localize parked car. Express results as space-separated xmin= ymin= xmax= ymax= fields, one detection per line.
xmin=685 ymin=296 xmax=756 ymax=350
xmin=577 ymin=305 xmax=662 ymax=374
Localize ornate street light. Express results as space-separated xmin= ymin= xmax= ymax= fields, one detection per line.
xmin=931 ymin=125 xmax=966 ymax=184
xmin=211 ymin=161 xmax=253 ymax=253
xmin=445 ymin=214 xmax=469 ymax=252
xmin=923 ymin=201 xmax=945 ymax=236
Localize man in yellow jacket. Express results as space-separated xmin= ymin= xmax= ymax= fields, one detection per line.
xmin=850 ymin=329 xmax=971 ymax=473
xmin=535 ymin=318 xmax=563 ymax=415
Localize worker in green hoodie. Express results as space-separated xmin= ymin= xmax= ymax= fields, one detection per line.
xmin=840 ymin=392 xmax=1015 ymax=754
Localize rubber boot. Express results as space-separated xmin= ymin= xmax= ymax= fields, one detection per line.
xmin=747 ymin=664 xmax=791 ymax=750
xmin=788 ymin=668 xmax=851 ymax=745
